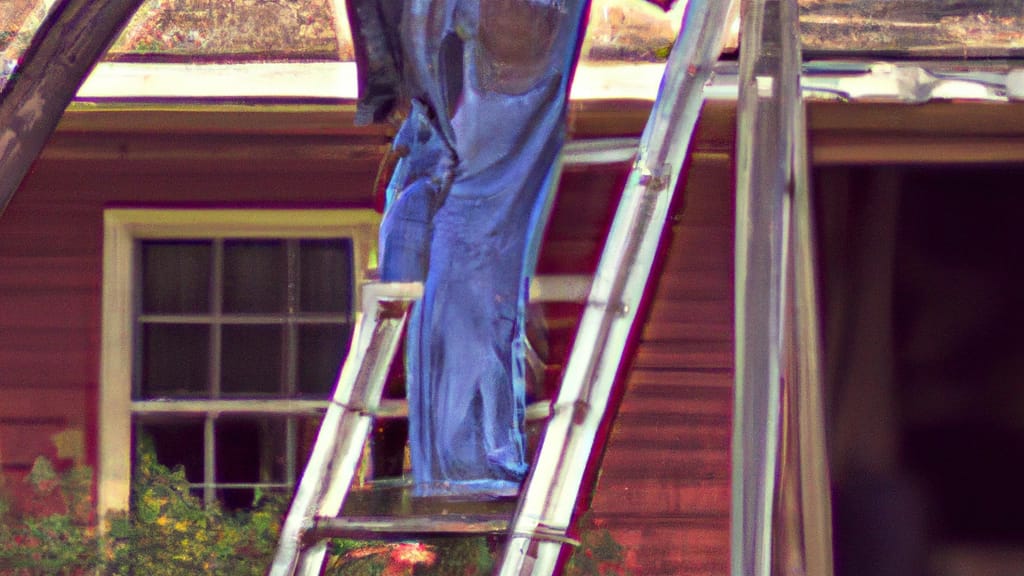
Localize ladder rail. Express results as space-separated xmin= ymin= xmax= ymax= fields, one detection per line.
xmin=269 ymin=282 xmax=421 ymax=576
xmin=500 ymin=0 xmax=736 ymax=573
xmin=268 ymin=273 xmax=588 ymax=574
xmin=733 ymin=0 xmax=834 ymax=574
xmin=270 ymin=4 xmax=739 ymax=571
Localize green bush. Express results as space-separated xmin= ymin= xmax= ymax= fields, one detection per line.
xmin=104 ymin=444 xmax=285 ymax=575
xmin=565 ymin=514 xmax=635 ymax=576
xmin=0 ymin=449 xmax=632 ymax=575
xmin=0 ymin=458 xmax=101 ymax=575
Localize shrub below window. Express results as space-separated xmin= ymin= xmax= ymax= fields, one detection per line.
xmin=0 ymin=448 xmax=633 ymax=575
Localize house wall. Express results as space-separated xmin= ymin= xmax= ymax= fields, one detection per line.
xmin=570 ymin=102 xmax=736 ymax=575
xmin=0 ymin=99 xmax=737 ymax=574
xmin=0 ymin=105 xmax=391 ymax=493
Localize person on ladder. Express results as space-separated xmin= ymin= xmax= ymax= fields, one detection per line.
xmin=348 ymin=0 xmax=678 ymax=500
xmin=348 ymin=0 xmax=590 ymax=499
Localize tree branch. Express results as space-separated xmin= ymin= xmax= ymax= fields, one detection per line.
xmin=0 ymin=0 xmax=146 ymax=218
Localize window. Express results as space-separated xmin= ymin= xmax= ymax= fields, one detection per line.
xmin=99 ymin=209 xmax=380 ymax=516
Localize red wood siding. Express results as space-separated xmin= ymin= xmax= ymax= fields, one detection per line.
xmin=551 ymin=101 xmax=737 ymax=575
xmin=0 ymin=107 xmax=391 ymax=480
xmin=0 ymin=101 xmax=736 ymax=575
xmin=589 ymin=146 xmax=735 ymax=575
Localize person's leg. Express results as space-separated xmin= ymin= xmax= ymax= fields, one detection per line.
xmin=378 ymin=100 xmax=452 ymax=283
xmin=405 ymin=0 xmax=590 ymax=496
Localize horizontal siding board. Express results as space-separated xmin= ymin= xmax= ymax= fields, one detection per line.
xmin=599 ymin=448 xmax=730 ymax=482
xmin=0 ymin=388 xmax=89 ymax=420
xmin=0 ymin=327 xmax=95 ymax=353
xmin=0 ymin=257 xmax=96 ymax=290
xmin=0 ymin=422 xmax=70 ymax=467
xmin=606 ymin=423 xmax=730 ymax=455
xmin=644 ymin=296 xmax=732 ymax=319
xmin=537 ymin=227 xmax=732 ymax=277
xmin=535 ymin=240 xmax=605 ymax=274
xmin=0 ymin=292 xmax=97 ymax=330
xmin=567 ymin=99 xmax=735 ymax=151
xmin=38 ymin=133 xmax=389 ymax=173
xmin=648 ymin=268 xmax=733 ymax=300
xmin=614 ymin=387 xmax=731 ymax=418
xmin=589 ymin=477 xmax=730 ymax=516
xmin=620 ymin=378 xmax=732 ymax=398
xmin=660 ymin=231 xmax=734 ymax=272
xmin=641 ymin=320 xmax=732 ymax=342
xmin=0 ymin=225 xmax=100 ymax=259
xmin=633 ymin=341 xmax=733 ymax=369
xmin=0 ymin=351 xmax=94 ymax=389
xmin=590 ymin=519 xmax=730 ymax=576
xmin=674 ymin=183 xmax=734 ymax=227
xmin=626 ymin=368 xmax=733 ymax=388
xmin=666 ymin=225 xmax=734 ymax=251
xmin=17 ymin=168 xmax=379 ymax=207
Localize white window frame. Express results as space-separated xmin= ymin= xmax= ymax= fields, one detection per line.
xmin=98 ymin=208 xmax=380 ymax=521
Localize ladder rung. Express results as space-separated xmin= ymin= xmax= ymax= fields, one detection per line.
xmin=362 ymin=276 xmax=590 ymax=305
xmin=371 ymin=399 xmax=552 ymax=421
xmin=562 ymin=137 xmax=640 ymax=167
xmin=308 ymin=514 xmax=511 ymax=542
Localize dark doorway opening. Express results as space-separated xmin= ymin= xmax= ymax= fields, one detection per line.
xmin=817 ymin=164 xmax=1024 ymax=576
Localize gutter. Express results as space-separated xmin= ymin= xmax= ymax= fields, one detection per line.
xmin=708 ymin=59 xmax=1023 ymax=103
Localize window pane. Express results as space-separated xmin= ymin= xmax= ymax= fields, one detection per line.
xmin=142 ymin=241 xmax=211 ymax=314
xmin=296 ymin=415 xmax=320 ymax=472
xmin=215 ymin=417 xmax=287 ymax=509
xmin=221 ymin=325 xmax=283 ymax=395
xmin=297 ymin=324 xmax=350 ymax=396
xmin=140 ymin=324 xmax=209 ymax=398
xmin=223 ymin=240 xmax=286 ymax=313
xmin=370 ymin=420 xmax=408 ymax=479
xmin=138 ymin=417 xmax=205 ymax=485
xmin=299 ymin=238 xmax=353 ymax=314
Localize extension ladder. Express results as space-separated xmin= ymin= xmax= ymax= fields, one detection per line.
xmin=269 ymin=1 xmax=734 ymax=573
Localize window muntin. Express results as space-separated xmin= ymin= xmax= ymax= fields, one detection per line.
xmin=136 ymin=238 xmax=354 ymax=400
xmin=135 ymin=236 xmax=353 ymax=506
xmin=99 ymin=209 xmax=380 ymax=515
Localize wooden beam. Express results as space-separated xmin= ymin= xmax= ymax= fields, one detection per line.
xmin=0 ymin=0 xmax=145 ymax=218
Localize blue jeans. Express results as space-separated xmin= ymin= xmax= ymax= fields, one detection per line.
xmin=374 ymin=0 xmax=589 ymax=496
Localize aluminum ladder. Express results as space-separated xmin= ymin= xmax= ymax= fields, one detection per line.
xmin=269 ymin=1 xmax=734 ymax=573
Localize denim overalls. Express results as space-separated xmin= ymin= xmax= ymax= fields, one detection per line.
xmin=349 ymin=0 xmax=589 ymax=497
